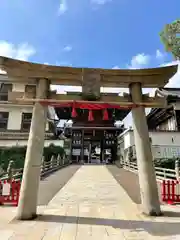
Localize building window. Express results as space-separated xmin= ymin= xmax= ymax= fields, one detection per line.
xmin=0 ymin=112 xmax=9 ymax=130
xmin=21 ymin=113 xmax=32 ymax=131
xmin=0 ymin=84 xmax=12 ymax=101
xmin=25 ymin=85 xmax=36 ymax=98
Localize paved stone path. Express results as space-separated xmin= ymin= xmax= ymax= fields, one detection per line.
xmin=38 ymin=165 xmax=80 ymax=205
xmin=107 ymin=165 xmax=162 ymax=204
xmin=1 ymin=165 xmax=180 ymax=239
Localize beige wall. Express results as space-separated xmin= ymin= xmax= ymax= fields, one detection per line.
xmin=0 ymin=82 xmax=50 ymax=131
xmin=12 ymin=83 xmax=25 ymax=92
xmin=8 ymin=108 xmax=23 ymax=130
xmin=0 ymin=105 xmax=33 ymax=130
xmin=6 ymin=107 xmax=49 ymax=131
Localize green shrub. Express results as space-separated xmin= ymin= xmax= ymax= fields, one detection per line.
xmin=154 ymin=158 xmax=178 ymax=169
xmin=0 ymin=144 xmax=65 ymax=171
xmin=0 ymin=146 xmax=26 ymax=170
xmin=43 ymin=144 xmax=65 ymax=162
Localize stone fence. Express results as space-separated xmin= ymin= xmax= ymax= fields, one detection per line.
xmin=0 ymin=154 xmax=71 ymax=181
xmin=119 ymin=160 xmax=180 ymax=180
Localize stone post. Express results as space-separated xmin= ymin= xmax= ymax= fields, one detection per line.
xmin=16 ymin=79 xmax=49 ymax=220
xmin=53 ymin=155 xmax=57 ymax=168
xmin=7 ymin=160 xmax=15 ymax=180
xmin=50 ymin=155 xmax=55 ymax=169
xmin=41 ymin=156 xmax=45 ymax=174
xmin=55 ymin=155 xmax=58 ymax=167
xmin=129 ymin=83 xmax=161 ymax=216
xmin=175 ymin=159 xmax=180 ymax=180
xmin=57 ymin=154 xmax=61 ymax=166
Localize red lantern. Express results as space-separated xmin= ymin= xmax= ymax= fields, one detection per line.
xmin=71 ymin=107 xmax=77 ymax=118
xmin=88 ymin=110 xmax=94 ymax=121
xmin=103 ymin=109 xmax=109 ymax=120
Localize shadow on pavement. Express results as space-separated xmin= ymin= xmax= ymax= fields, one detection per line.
xmin=107 ymin=165 xmax=141 ymax=204
xmin=36 ymin=213 xmax=180 ymax=237
xmin=107 ymin=165 xmax=162 ymax=204
xmin=38 ymin=165 xmax=80 ymax=205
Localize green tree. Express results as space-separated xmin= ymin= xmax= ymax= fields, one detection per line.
xmin=160 ymin=19 xmax=180 ymax=59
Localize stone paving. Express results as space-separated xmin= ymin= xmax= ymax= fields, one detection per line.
xmin=1 ymin=165 xmax=180 ymax=239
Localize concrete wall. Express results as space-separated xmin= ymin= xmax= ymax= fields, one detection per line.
xmin=119 ymin=129 xmax=180 ymax=159
xmin=120 ymin=129 xmax=180 ymax=149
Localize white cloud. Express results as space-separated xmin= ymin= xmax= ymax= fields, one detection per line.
xmin=127 ymin=50 xmax=167 ymax=70
xmin=63 ymin=45 xmax=72 ymax=52
xmin=0 ymin=41 xmax=35 ymax=61
xmin=156 ymin=49 xmax=166 ymax=60
xmin=91 ymin=0 xmax=112 ymax=4
xmin=0 ymin=40 xmax=35 ymax=74
xmin=112 ymin=66 xmax=120 ymax=69
xmin=128 ymin=53 xmax=151 ymax=69
xmin=58 ymin=0 xmax=67 ymax=15
xmin=56 ymin=61 xmax=72 ymax=66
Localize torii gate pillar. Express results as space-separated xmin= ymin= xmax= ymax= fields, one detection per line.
xmin=130 ymin=82 xmax=161 ymax=216
xmin=16 ymin=79 xmax=48 ymax=220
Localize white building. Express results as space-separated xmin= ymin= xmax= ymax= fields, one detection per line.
xmin=0 ymin=74 xmax=64 ymax=148
xmin=118 ymin=88 xmax=180 ymax=161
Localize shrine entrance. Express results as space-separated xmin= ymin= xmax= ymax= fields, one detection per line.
xmin=57 ymin=101 xmax=128 ymax=165
xmin=71 ymin=125 xmax=120 ymax=165
xmin=0 ymin=56 xmax=177 ymax=219
xmin=84 ymin=139 xmax=101 ymax=164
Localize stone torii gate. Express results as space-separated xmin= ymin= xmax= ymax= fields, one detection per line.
xmin=0 ymin=56 xmax=177 ymax=220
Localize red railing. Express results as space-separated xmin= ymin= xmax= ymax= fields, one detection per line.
xmin=161 ymin=180 xmax=180 ymax=204
xmin=0 ymin=180 xmax=21 ymax=206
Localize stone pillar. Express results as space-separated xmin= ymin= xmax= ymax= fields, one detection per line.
xmin=16 ymin=79 xmax=49 ymax=220
xmin=129 ymin=83 xmax=161 ymax=216
xmin=80 ymin=130 xmax=84 ymax=163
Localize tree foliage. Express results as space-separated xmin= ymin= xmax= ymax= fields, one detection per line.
xmin=160 ymin=19 xmax=180 ymax=59
xmin=0 ymin=144 xmax=65 ymax=171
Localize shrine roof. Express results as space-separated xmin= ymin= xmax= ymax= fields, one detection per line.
xmin=146 ymin=88 xmax=180 ymax=128
xmin=0 ymin=57 xmax=178 ymax=88
xmin=156 ymin=87 xmax=180 ymax=99
xmin=147 ymin=87 xmax=180 ymax=119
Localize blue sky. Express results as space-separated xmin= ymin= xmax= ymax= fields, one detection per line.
xmin=0 ymin=0 xmax=179 ymax=67
xmin=0 ymin=0 xmax=179 ymax=126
